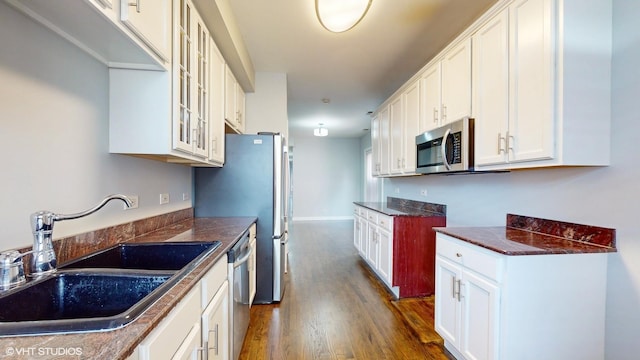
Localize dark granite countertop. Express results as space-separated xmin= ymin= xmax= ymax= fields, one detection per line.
xmin=0 ymin=217 xmax=256 ymax=360
xmin=354 ymin=197 xmax=446 ymax=217
xmin=435 ymin=214 xmax=617 ymax=256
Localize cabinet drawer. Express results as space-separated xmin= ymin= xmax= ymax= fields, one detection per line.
xmin=377 ymin=214 xmax=393 ymax=231
xmin=436 ymin=234 xmax=503 ymax=282
xmin=366 ymin=210 xmax=378 ymax=223
xmin=201 ymin=257 xmax=229 ymax=310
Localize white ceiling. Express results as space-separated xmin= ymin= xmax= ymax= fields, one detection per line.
xmin=227 ymin=0 xmax=497 ymax=139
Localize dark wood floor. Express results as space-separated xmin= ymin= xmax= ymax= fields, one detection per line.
xmin=239 ymin=220 xmax=453 ymax=360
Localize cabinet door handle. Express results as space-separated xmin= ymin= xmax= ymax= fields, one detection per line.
xmin=209 ymin=324 xmax=219 ymax=355
xmin=442 ymin=104 xmax=447 ymax=122
xmin=452 ymin=277 xmax=457 ymax=299
xmin=128 ymin=0 xmax=141 ymax=13
xmin=433 ymin=108 xmax=438 ymax=123
xmin=507 ymin=131 xmax=515 ymax=152
xmin=457 ymin=280 xmax=463 ymax=302
xmin=497 ymin=132 xmax=506 ymax=154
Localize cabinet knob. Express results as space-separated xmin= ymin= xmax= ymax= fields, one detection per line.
xmin=456 ymin=253 xmax=462 ymax=257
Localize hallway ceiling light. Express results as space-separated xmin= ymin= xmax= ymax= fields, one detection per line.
xmin=315 ymin=0 xmax=372 ymax=33
xmin=314 ymin=123 xmax=329 ymax=137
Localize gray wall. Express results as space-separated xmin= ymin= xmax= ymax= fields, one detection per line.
xmin=379 ymin=1 xmax=640 ymax=358
xmin=0 ymin=3 xmax=192 ymax=249
xmin=291 ymin=136 xmax=361 ymax=220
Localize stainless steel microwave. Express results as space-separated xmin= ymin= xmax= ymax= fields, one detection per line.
xmin=415 ymin=117 xmax=474 ymax=174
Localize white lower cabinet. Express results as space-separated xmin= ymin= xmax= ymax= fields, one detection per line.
xmin=435 ymin=233 xmax=608 ymax=360
xmin=173 ymin=323 xmax=203 ymax=360
xmin=353 ymin=208 xmax=367 ymax=258
xmin=436 ymin=255 xmax=499 ymax=360
xmin=360 ymin=208 xmax=394 ymax=290
xmin=202 ymin=281 xmax=229 ymax=360
xmin=136 ymin=255 xmax=230 ymax=360
xmin=138 ymin=284 xmax=202 ymax=360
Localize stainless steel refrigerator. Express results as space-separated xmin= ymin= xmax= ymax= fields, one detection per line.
xmin=194 ymin=133 xmax=289 ymax=304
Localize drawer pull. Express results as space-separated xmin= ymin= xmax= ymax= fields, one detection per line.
xmin=456 ymin=253 xmax=462 ymax=258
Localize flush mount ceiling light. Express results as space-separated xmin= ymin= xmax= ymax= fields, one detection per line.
xmin=315 ymin=0 xmax=372 ymax=33
xmin=314 ymin=123 xmax=329 ymax=137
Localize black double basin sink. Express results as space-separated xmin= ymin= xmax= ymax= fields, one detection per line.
xmin=0 ymin=241 xmax=221 ymax=336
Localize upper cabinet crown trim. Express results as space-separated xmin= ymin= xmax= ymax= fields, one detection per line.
xmin=192 ymin=0 xmax=256 ymax=92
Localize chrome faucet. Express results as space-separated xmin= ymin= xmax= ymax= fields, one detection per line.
xmin=29 ymin=194 xmax=132 ymax=277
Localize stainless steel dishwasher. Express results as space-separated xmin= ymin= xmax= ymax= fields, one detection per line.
xmin=227 ymin=231 xmax=252 ymax=360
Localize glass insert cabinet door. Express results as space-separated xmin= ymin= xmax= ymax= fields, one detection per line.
xmin=175 ymin=0 xmax=208 ymax=158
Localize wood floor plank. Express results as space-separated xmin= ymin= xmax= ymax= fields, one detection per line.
xmin=239 ymin=220 xmax=453 ymax=360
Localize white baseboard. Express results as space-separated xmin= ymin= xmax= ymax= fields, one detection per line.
xmin=292 ymin=216 xmax=353 ymax=222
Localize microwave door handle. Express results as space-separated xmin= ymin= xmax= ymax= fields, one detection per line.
xmin=441 ymin=128 xmax=452 ymax=170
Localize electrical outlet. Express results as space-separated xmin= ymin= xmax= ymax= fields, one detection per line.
xmin=182 ymin=193 xmax=190 ymax=201
xmin=420 ymin=189 xmax=428 ymax=197
xmin=160 ymin=193 xmax=170 ymax=205
xmin=126 ymin=195 xmax=139 ymax=209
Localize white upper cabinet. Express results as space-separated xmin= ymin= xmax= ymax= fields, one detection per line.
xmin=174 ymin=0 xmax=209 ymax=158
xmin=224 ymin=67 xmax=246 ymax=133
xmin=388 ymin=79 xmax=421 ymax=176
xmin=420 ymin=38 xmax=472 ymax=134
xmin=473 ymin=9 xmax=510 ymax=166
xmin=402 ymin=80 xmax=420 ymax=174
xmin=209 ymin=38 xmax=226 ymax=165
xmin=375 ymin=78 xmax=420 ymax=178
xmin=120 ymin=0 xmax=171 ymax=62
xmin=473 ymin=0 xmax=612 ymax=169
xmin=372 ymin=0 xmax=611 ymax=178
xmin=379 ymin=106 xmax=391 ymax=176
xmin=420 ymin=62 xmax=442 ymax=133
xmin=440 ymin=38 xmax=472 ymax=125
xmin=5 ymin=0 xmax=167 ymax=69
xmin=389 ymin=96 xmax=404 ymax=175
xmin=508 ymin=0 xmax=554 ymax=164
xmin=109 ymin=0 xmax=226 ymax=166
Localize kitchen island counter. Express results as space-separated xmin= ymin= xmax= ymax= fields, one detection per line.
xmin=354 ymin=197 xmax=446 ymax=218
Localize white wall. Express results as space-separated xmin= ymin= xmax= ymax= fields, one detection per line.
xmin=291 ymin=137 xmax=360 ymax=220
xmin=244 ymin=72 xmax=288 ymax=139
xmin=0 ymin=3 xmax=192 ymax=250
xmin=381 ymin=1 xmax=640 ymax=357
